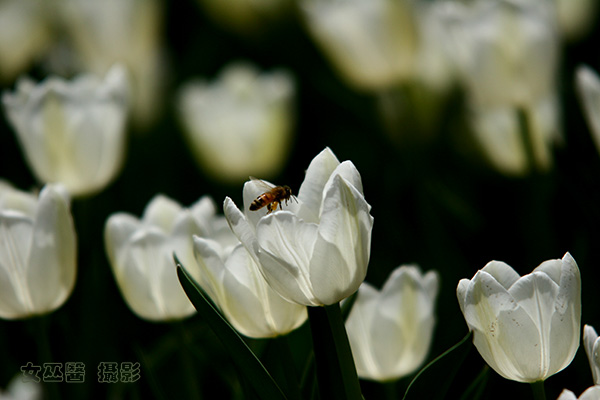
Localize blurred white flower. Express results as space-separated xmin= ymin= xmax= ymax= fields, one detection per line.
xmin=0 ymin=0 xmax=53 ymax=82
xmin=177 ymin=63 xmax=295 ymax=184
xmin=576 ymin=65 xmax=600 ymax=157
xmin=0 ymin=182 xmax=76 ymax=320
xmin=557 ymin=387 xmax=600 ymax=400
xmin=443 ymin=0 xmax=561 ymax=175
xmin=191 ymin=197 xmax=307 ymax=338
xmin=195 ymin=0 xmax=292 ymax=33
xmin=300 ymin=0 xmax=419 ymax=91
xmin=584 ymin=325 xmax=600 ymax=385
xmin=224 ymin=147 xmax=373 ymax=307
xmin=346 ymin=265 xmax=439 ymax=381
xmin=469 ymin=96 xmax=560 ymax=175
xmin=2 ymin=65 xmax=129 ymax=197
xmin=58 ymin=0 xmax=165 ymax=128
xmin=104 ymin=195 xmax=207 ymax=322
xmin=0 ymin=375 xmax=42 ymax=400
xmin=457 ymin=253 xmax=581 ymax=383
xmin=553 ymin=0 xmax=598 ymax=41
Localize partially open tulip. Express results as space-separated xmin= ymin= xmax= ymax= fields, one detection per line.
xmin=2 ymin=65 xmax=129 ymax=197
xmin=104 ymin=195 xmax=205 ymax=322
xmin=0 ymin=182 xmax=76 ymax=319
xmin=346 ymin=265 xmax=439 ymax=381
xmin=457 ymin=253 xmax=581 ymax=383
xmin=224 ymin=147 xmax=373 ymax=306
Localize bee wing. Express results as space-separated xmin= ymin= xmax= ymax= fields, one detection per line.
xmin=249 ymin=176 xmax=276 ymax=191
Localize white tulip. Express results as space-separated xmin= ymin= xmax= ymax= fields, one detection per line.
xmin=188 ymin=196 xmax=307 ymax=338
xmin=192 ymin=235 xmax=308 ymax=338
xmin=553 ymin=0 xmax=598 ymax=41
xmin=468 ymin=96 xmax=560 ymax=175
xmin=446 ymin=0 xmax=558 ymax=108
xmin=557 ymin=387 xmax=600 ymax=400
xmin=177 ymin=63 xmax=294 ymax=183
xmin=442 ymin=0 xmax=561 ymax=175
xmin=0 ymin=183 xmax=76 ymax=319
xmin=104 ymin=195 xmax=206 ymax=322
xmin=300 ymin=0 xmax=419 ymax=91
xmin=2 ymin=65 xmax=129 ymax=197
xmin=224 ymin=147 xmax=374 ymax=307
xmin=58 ymin=0 xmax=164 ymax=127
xmin=346 ymin=265 xmax=439 ymax=381
xmin=576 ymin=65 xmax=600 ymax=157
xmin=457 ymin=253 xmax=581 ymax=383
xmin=584 ymin=325 xmax=600 ymax=385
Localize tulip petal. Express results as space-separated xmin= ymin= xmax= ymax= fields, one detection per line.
xmin=297 ymin=147 xmax=340 ymax=212
xmin=224 ymin=197 xmax=260 ymax=260
xmin=104 ymin=213 xmax=140 ymax=274
xmin=480 ymin=260 xmax=521 ymax=289
xmin=557 ymin=389 xmax=578 ymax=400
xmin=192 ymin=236 xmax=226 ymax=305
xmin=0 ymin=213 xmax=34 ymax=318
xmin=27 ymin=185 xmax=76 ymax=314
xmin=221 ymin=244 xmax=270 ymax=336
xmin=576 ymin=65 xmax=600 ymax=153
xmin=118 ymin=230 xmax=194 ymax=321
xmin=309 ymin=175 xmax=372 ymax=305
xmin=580 ymin=386 xmax=600 ymax=400
xmin=142 ymin=195 xmax=183 ymax=232
xmin=256 ymin=212 xmax=319 ymax=305
xmin=346 ymin=283 xmax=380 ymax=379
xmin=330 ymin=160 xmax=364 ymax=194
xmin=583 ymin=325 xmax=600 ymax=385
xmin=170 ymin=211 xmax=202 ymax=283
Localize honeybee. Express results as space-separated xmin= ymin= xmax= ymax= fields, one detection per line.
xmin=249 ymin=177 xmax=297 ymax=214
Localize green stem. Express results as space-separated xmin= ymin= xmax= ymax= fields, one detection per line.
xmin=307 ymin=303 xmax=362 ymax=400
xmin=517 ymin=107 xmax=537 ymax=175
xmin=384 ymin=380 xmax=399 ymax=400
xmin=530 ymin=380 xmax=546 ymax=400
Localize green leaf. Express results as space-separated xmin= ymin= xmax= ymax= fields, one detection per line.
xmin=307 ymin=303 xmax=363 ymax=400
xmin=403 ymin=331 xmax=473 ymax=400
xmin=175 ymin=256 xmax=288 ymax=400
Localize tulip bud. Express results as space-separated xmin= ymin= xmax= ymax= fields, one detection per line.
xmin=346 ymin=265 xmax=439 ymax=381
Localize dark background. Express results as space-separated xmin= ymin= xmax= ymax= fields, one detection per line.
xmin=0 ymin=1 xmax=599 ymax=399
